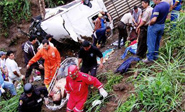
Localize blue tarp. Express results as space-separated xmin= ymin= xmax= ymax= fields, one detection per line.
xmin=97 ymin=48 xmax=114 ymax=63
xmin=121 ymin=43 xmax=138 ymax=59
xmin=115 ymin=56 xmax=140 ymax=74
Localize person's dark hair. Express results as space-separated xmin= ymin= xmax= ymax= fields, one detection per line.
xmin=42 ymin=39 xmax=49 ymax=45
xmin=53 ymin=100 xmax=61 ymax=105
xmin=29 ymin=35 xmax=37 ymax=41
xmin=130 ymin=9 xmax=133 ymax=14
xmin=7 ymin=50 xmax=14 ymax=57
xmin=106 ymin=26 xmax=111 ymax=30
xmin=134 ymin=6 xmax=138 ymax=10
xmin=46 ymin=34 xmax=53 ymax=40
xmin=142 ymin=0 xmax=150 ymax=5
xmin=82 ymin=40 xmax=91 ymax=47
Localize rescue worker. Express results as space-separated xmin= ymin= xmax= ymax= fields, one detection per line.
xmin=78 ymin=41 xmax=103 ymax=77
xmin=38 ymin=34 xmax=54 ymax=50
xmin=65 ymin=65 xmax=108 ymax=112
xmin=26 ymin=39 xmax=61 ymax=88
xmin=18 ymin=83 xmax=49 ymax=112
xmin=22 ymin=35 xmax=44 ymax=82
xmin=117 ymin=9 xmax=133 ymax=49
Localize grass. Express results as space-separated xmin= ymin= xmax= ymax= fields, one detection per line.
xmin=116 ymin=7 xmax=185 ymax=112
xmin=85 ymin=72 xmax=123 ymax=112
xmin=0 ymin=88 xmax=23 ymax=112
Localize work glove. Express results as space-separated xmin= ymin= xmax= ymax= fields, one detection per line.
xmin=0 ymin=88 xmax=5 ymax=94
xmin=99 ymin=88 xmax=108 ymax=98
xmin=66 ymin=93 xmax=70 ymax=100
xmin=92 ymin=100 xmax=101 ymax=107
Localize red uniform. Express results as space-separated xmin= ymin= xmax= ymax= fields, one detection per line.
xmin=65 ymin=72 xmax=103 ymax=112
xmin=28 ymin=46 xmax=61 ymax=85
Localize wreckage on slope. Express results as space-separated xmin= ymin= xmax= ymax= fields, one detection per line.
xmin=29 ymin=0 xmax=112 ymax=43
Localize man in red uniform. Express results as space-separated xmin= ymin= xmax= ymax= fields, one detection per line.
xmin=65 ymin=65 xmax=108 ymax=112
xmin=27 ymin=39 xmax=61 ymax=87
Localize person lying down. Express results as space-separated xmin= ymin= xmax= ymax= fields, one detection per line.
xmin=49 ymin=78 xmax=66 ymax=105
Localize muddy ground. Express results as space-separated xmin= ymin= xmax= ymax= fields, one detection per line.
xmin=0 ymin=1 xmax=137 ymax=112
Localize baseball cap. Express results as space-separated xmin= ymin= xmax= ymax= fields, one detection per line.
xmin=0 ymin=51 xmax=7 ymax=57
xmin=82 ymin=40 xmax=91 ymax=47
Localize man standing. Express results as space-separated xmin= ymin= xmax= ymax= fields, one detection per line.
xmin=132 ymin=6 xmax=142 ymax=26
xmin=65 ymin=65 xmax=108 ymax=112
xmin=100 ymin=11 xmax=112 ymax=27
xmin=38 ymin=34 xmax=54 ymax=50
xmin=22 ymin=35 xmax=44 ymax=82
xmin=78 ymin=41 xmax=103 ymax=77
xmin=117 ymin=9 xmax=133 ymax=49
xmin=143 ymin=0 xmax=170 ymax=63
xmin=5 ymin=51 xmax=25 ymax=84
xmin=136 ymin=0 xmax=153 ymax=58
xmin=27 ymin=39 xmax=61 ymax=88
xmin=93 ymin=13 xmax=107 ymax=47
xmin=18 ymin=83 xmax=48 ymax=112
xmin=0 ymin=51 xmax=8 ymax=80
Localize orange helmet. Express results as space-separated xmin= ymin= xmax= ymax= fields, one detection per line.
xmin=68 ymin=65 xmax=78 ymax=77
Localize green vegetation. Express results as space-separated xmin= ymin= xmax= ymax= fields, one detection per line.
xmin=116 ymin=9 xmax=185 ymax=112
xmin=0 ymin=88 xmax=23 ymax=112
xmin=0 ymin=0 xmax=65 ymax=37
xmin=85 ymin=72 xmax=123 ymax=112
xmin=0 ymin=0 xmax=31 ymax=29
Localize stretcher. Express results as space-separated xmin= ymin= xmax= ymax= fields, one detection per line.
xmin=46 ymin=57 xmax=78 ymax=111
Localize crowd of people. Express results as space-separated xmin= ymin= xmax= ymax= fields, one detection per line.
xmin=0 ymin=0 xmax=182 ymax=111
xmin=118 ymin=0 xmax=181 ymax=63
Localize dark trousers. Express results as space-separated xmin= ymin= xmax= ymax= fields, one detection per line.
xmin=93 ymin=28 xmax=107 ymax=46
xmin=80 ymin=66 xmax=97 ymax=77
xmin=26 ymin=63 xmax=44 ymax=82
xmin=117 ymin=21 xmax=127 ymax=48
xmin=136 ymin=26 xmax=148 ymax=58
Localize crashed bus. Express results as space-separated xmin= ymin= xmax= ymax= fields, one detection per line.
xmin=29 ymin=0 xmax=113 ymax=43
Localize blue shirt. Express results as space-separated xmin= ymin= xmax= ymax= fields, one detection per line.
xmin=0 ymin=71 xmax=4 ymax=88
xmin=173 ymin=0 xmax=181 ymax=11
xmin=151 ymin=2 xmax=170 ymax=24
xmin=100 ymin=18 xmax=105 ymax=28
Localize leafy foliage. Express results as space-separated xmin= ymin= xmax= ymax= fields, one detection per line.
xmin=0 ymin=88 xmax=23 ymax=112
xmin=0 ymin=0 xmax=31 ymax=30
xmin=85 ymin=72 xmax=123 ymax=112
xmin=116 ymin=9 xmax=185 ymax=112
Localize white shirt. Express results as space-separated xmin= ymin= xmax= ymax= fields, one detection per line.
xmin=120 ymin=13 xmax=133 ymax=24
xmin=38 ymin=41 xmax=54 ymax=49
xmin=0 ymin=58 xmax=6 ymax=69
xmin=5 ymin=58 xmax=21 ymax=80
xmin=132 ymin=8 xmax=142 ymax=23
